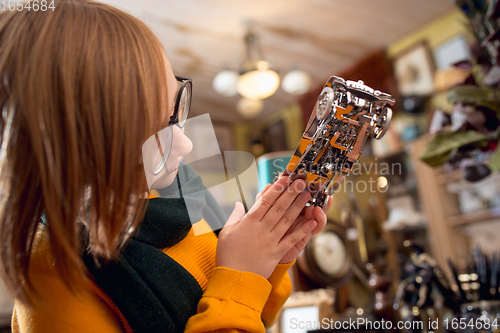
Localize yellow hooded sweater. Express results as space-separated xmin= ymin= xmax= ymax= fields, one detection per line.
xmin=12 ymin=194 xmax=293 ymax=333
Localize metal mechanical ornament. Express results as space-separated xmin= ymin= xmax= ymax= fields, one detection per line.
xmin=274 ymin=76 xmax=395 ymax=207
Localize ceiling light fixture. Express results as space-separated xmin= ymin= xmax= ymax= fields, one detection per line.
xmin=213 ymin=26 xmax=312 ymax=118
xmin=282 ymin=69 xmax=312 ymax=95
xmin=212 ymin=70 xmax=239 ymax=97
xmin=236 ymin=30 xmax=280 ymax=100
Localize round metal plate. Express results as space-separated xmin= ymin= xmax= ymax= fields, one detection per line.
xmin=316 ymin=86 xmax=334 ymax=121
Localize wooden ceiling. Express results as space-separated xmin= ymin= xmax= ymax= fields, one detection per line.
xmin=98 ymin=0 xmax=456 ymax=123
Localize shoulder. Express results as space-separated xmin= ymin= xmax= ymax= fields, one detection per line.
xmin=13 ymin=226 xmax=124 ymax=332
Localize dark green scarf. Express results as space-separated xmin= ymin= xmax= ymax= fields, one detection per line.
xmin=83 ymin=163 xmax=227 ymax=333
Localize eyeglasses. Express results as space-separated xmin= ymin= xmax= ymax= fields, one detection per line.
xmin=169 ymin=76 xmax=192 ymax=128
xmin=151 ymin=76 xmax=192 ymax=175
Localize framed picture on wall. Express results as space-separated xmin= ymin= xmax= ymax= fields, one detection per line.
xmin=270 ymin=289 xmax=335 ymax=333
xmin=433 ymin=34 xmax=470 ymax=70
xmin=393 ymin=41 xmax=435 ymax=96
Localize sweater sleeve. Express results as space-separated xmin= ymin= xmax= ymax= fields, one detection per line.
xmin=184 ymin=267 xmax=272 ymax=333
xmin=261 ymin=261 xmax=294 ymax=328
xmin=185 ymin=261 xmax=295 ymax=333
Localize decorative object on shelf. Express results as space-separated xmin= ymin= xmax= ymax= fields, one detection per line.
xmin=366 ymin=262 xmax=395 ymax=323
xmin=394 ymin=241 xmax=461 ymax=323
xmin=459 ymin=247 xmax=500 ymax=302
xmin=212 ymin=25 xmax=312 ymax=118
xmin=429 ymin=109 xmax=451 ymax=134
xmin=274 ymin=76 xmax=395 ymax=207
xmin=447 ymin=172 xmax=500 ymax=214
xmin=383 ymin=195 xmax=426 ymax=231
xmin=420 ymin=0 xmax=500 ymax=182
xmin=393 ymin=41 xmax=435 ymax=97
xmin=395 ymin=243 xmax=500 ymax=333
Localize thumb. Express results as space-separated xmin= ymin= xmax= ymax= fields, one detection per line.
xmin=224 ymin=202 xmax=245 ymax=230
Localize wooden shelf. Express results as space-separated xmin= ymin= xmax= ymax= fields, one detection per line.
xmin=388 ymin=224 xmax=427 ymax=233
xmin=411 ymin=136 xmax=493 ymax=283
xmin=447 ymin=207 xmax=500 ymax=226
xmin=436 ymin=169 xmax=463 ymax=184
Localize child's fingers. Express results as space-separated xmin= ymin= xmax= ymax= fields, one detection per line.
xmin=255 ymin=183 xmax=272 ymax=201
xmin=271 ymin=191 xmax=311 ymax=238
xmin=311 ymin=206 xmax=328 ymax=236
xmin=278 ymin=219 xmax=317 ymax=255
xmin=246 ymin=176 xmax=292 ymax=220
xmin=281 ymin=205 xmax=314 ymax=239
xmin=293 ymin=231 xmax=314 ymax=255
xmin=304 ymin=205 xmax=315 ymax=221
xmin=323 ymin=195 xmax=333 ymax=213
xmin=278 ymin=231 xmax=313 ymax=264
xmin=260 ymin=179 xmax=306 ymax=229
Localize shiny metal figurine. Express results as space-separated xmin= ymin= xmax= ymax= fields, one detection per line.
xmin=275 ymin=76 xmax=395 ymax=207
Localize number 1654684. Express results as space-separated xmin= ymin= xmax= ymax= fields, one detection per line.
xmin=1 ymin=1 xmax=56 ymax=11
xmin=444 ymin=317 xmax=499 ymax=330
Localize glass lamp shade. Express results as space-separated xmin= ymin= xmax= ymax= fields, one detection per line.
xmin=236 ymin=98 xmax=264 ymax=118
xmin=237 ymin=69 xmax=280 ymax=100
xmin=281 ymin=69 xmax=312 ymax=95
xmin=212 ymin=70 xmax=239 ymax=97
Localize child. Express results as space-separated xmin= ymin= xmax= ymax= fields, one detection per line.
xmin=0 ymin=1 xmax=331 ymax=332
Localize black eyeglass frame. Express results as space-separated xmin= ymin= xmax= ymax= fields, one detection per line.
xmin=169 ymin=76 xmax=192 ymax=128
xmin=152 ymin=75 xmax=192 ymax=175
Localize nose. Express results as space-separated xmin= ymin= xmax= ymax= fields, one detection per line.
xmin=169 ymin=125 xmax=193 ymax=159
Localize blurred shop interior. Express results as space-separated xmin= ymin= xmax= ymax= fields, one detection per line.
xmin=3 ymin=0 xmax=500 ymax=332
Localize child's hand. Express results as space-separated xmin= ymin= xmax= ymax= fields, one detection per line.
xmin=256 ymin=185 xmax=332 ymax=264
xmin=278 ymin=200 xmax=331 ymax=264
xmin=216 ymin=176 xmax=316 ymax=279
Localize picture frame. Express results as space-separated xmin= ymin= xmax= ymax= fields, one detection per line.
xmin=270 ymin=288 xmax=335 ymax=333
xmin=433 ymin=34 xmax=470 ymax=70
xmin=393 ymin=41 xmax=435 ymax=97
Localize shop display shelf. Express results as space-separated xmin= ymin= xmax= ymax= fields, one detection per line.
xmin=447 ymin=207 xmax=500 ymax=227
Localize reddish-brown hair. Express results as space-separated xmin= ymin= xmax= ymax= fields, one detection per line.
xmin=0 ymin=0 xmax=168 ymax=303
